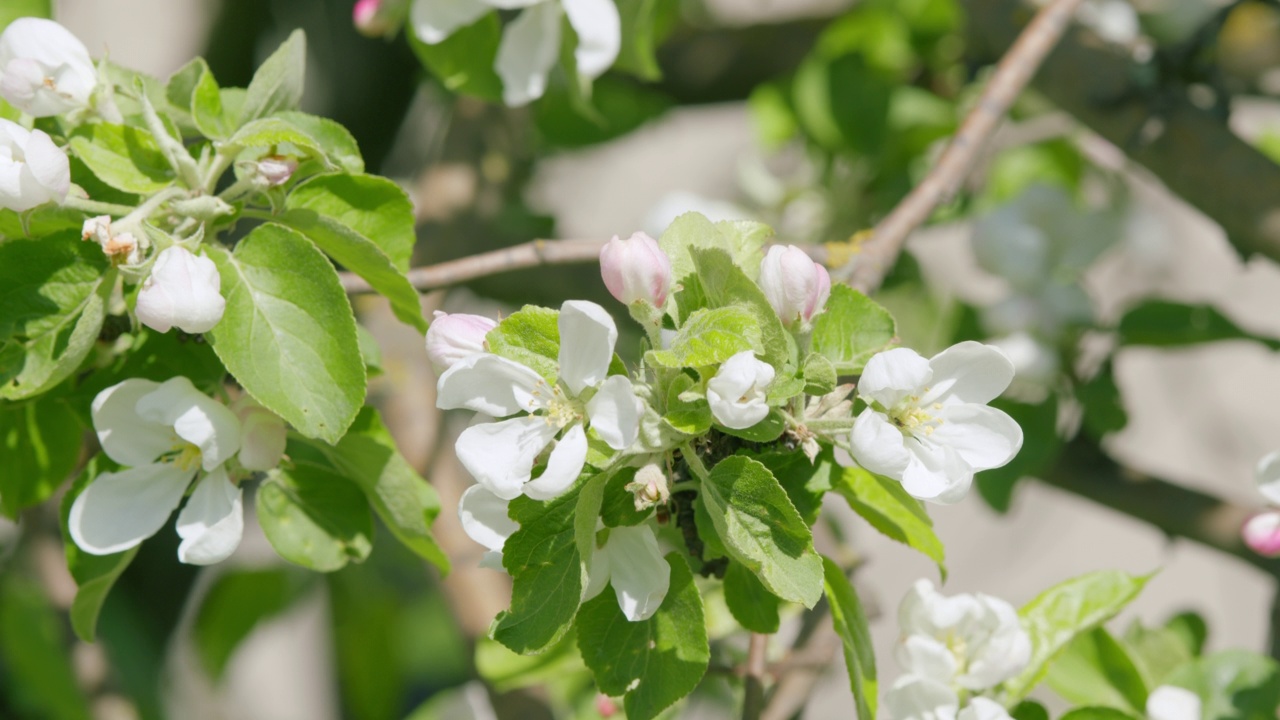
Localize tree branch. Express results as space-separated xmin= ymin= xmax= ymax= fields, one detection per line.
xmin=743 ymin=633 xmax=769 ymax=720
xmin=839 ymin=0 xmax=1086 ymax=293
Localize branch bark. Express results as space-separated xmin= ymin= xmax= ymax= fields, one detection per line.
xmin=743 ymin=633 xmax=769 ymax=720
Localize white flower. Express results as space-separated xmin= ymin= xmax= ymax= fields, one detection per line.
xmin=885 ymin=674 xmax=960 ymax=720
xmin=436 ymin=300 xmax=643 ymax=500
xmin=410 ymin=0 xmax=620 ymax=107
xmin=895 ymin=579 xmax=1031 ymax=692
xmin=625 ymin=462 xmax=669 ymax=511
xmin=959 ymin=698 xmax=1013 ymax=720
xmin=1146 ymin=685 xmax=1201 ymax=720
xmin=0 ymin=18 xmax=96 ymax=117
xmin=849 ymin=342 xmax=1023 ymax=504
xmin=584 ymin=523 xmax=670 ymax=621
xmin=707 ymin=350 xmax=774 ymax=430
xmin=599 ymin=231 xmax=672 ymax=308
xmin=82 ymin=215 xmax=140 ymax=265
xmin=425 ymin=310 xmax=498 ymax=374
xmin=457 ymin=484 xmax=519 ymax=570
xmin=69 ymin=377 xmax=246 ymax=565
xmin=135 ymin=246 xmax=226 ymax=334
xmin=1256 ymin=449 xmax=1280 ymax=505
xmin=0 ymin=119 xmax=69 ymax=211
xmin=231 ymin=396 xmax=287 ymax=472
xmin=758 ymin=244 xmax=831 ymax=329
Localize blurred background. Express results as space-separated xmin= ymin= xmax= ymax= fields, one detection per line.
xmin=5 ymin=0 xmax=1280 ymax=717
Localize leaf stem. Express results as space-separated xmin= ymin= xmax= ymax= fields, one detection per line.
xmin=680 ymin=444 xmax=711 ymax=481
xmin=61 ymin=196 xmax=136 ymax=217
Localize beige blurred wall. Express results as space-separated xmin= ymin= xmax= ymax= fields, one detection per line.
xmin=56 ymin=0 xmax=217 ymax=79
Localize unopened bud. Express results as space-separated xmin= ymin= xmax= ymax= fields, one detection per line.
xmin=257 ymin=155 xmax=298 ymax=187
xmin=758 ymin=244 xmax=830 ymax=329
xmin=82 ymin=215 xmax=140 ymax=265
xmin=625 ymin=463 xmax=669 ymax=511
xmin=353 ymin=0 xmax=404 ymax=37
xmin=232 ymin=396 xmax=287 ymax=471
xmin=425 ymin=311 xmax=498 ymax=373
xmin=599 ymin=231 xmax=672 ymax=308
xmin=1243 ymin=510 xmax=1280 ymax=557
xmin=595 ymin=694 xmax=619 ymax=718
xmin=135 ymin=246 xmax=226 ymax=334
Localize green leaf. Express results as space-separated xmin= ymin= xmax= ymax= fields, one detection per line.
xmin=1047 ymin=627 xmax=1149 ymax=713
xmin=0 ymin=577 xmax=91 ymax=720
xmin=206 ymin=223 xmax=366 ymax=443
xmin=275 ymin=111 xmax=364 ymax=174
xmin=574 ymin=473 xmax=609 ymax=583
xmin=0 ymin=234 xmax=111 ymax=400
xmin=577 ymin=553 xmax=709 ymax=720
xmin=476 ymin=631 xmax=586 ymax=693
xmin=662 ymin=372 xmax=711 ymax=437
xmin=194 ymin=569 xmax=310 ymax=679
xmin=614 ymin=0 xmax=677 ymax=80
xmin=658 ymin=212 xmax=770 ymax=290
xmin=802 ymin=352 xmax=837 ymax=395
xmin=1166 ymin=650 xmax=1280 ymax=720
xmin=648 ymin=305 xmax=762 ymax=368
xmin=0 ymin=398 xmax=81 ymax=517
xmin=1121 ymin=618 xmax=1196 ymax=687
xmin=832 ymin=466 xmax=945 ymax=577
xmin=487 ymin=305 xmax=561 ymax=382
xmin=792 ymin=53 xmax=892 ymax=155
xmin=257 ymin=458 xmax=374 ymax=571
xmin=977 ymin=396 xmax=1061 ymax=513
xmin=1058 ymin=709 xmax=1141 ymax=720
xmin=698 ymin=456 xmax=823 ymax=607
xmin=1003 ymin=570 xmax=1152 ymax=703
xmin=297 ymin=407 xmax=447 ymax=572
xmin=691 ymin=247 xmax=792 ymax=367
xmin=822 ymin=557 xmax=877 ymax=720
xmin=68 ymin=123 xmax=175 ymax=193
xmin=753 ymin=449 xmax=837 ymax=525
xmin=724 ymin=561 xmax=782 ymax=633
xmin=59 ymin=458 xmax=137 ymax=643
xmin=494 ymin=485 xmax=585 ymax=654
xmin=1011 ymin=701 xmax=1050 ymax=720
xmin=810 ymin=284 xmax=897 ymax=374
xmin=1118 ymin=300 xmax=1280 ymax=350
xmin=193 ymin=63 xmax=233 ymax=139
xmin=1165 ymin=611 xmax=1208 ymax=657
xmin=600 ymin=467 xmax=654 ymax=527
xmin=409 ymin=12 xmax=503 ymax=101
xmin=239 ymin=29 xmax=306 ymax=125
xmin=1078 ymin=360 xmax=1127 ymax=439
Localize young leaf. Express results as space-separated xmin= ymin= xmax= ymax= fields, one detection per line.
xmin=486 ymin=305 xmax=561 ymax=382
xmin=59 ymin=458 xmax=138 ymax=643
xmin=648 ymin=305 xmax=762 ymax=368
xmin=753 ymin=449 xmax=837 ymax=525
xmin=810 ymin=284 xmax=897 ymax=374
xmin=1121 ymin=620 xmax=1196 ymax=687
xmin=802 ymin=352 xmax=837 ymax=395
xmin=1003 ymin=570 xmax=1152 ymax=703
xmin=1165 ymin=650 xmax=1280 ymax=720
xmin=691 ymin=247 xmax=792 ymax=368
xmin=257 ymin=460 xmax=374 ymax=572
xmin=68 ymin=123 xmax=175 ymax=193
xmin=194 ymin=569 xmax=310 ymax=679
xmin=239 ymin=29 xmax=306 ymax=125
xmin=275 ymin=111 xmax=364 ymax=174
xmin=206 ymin=223 xmax=366 ymax=443
xmin=832 ymin=466 xmax=945 ymax=577
xmin=286 ymin=173 xmax=415 ymax=271
xmin=698 ymin=456 xmax=823 ymax=607
xmin=1047 ymin=627 xmax=1149 ymax=714
xmin=822 ymin=557 xmax=877 ymax=720
xmin=724 ymin=561 xmax=782 ymax=633
xmin=576 ymin=554 xmax=709 ymax=720
xmin=0 ymin=398 xmax=82 ymax=518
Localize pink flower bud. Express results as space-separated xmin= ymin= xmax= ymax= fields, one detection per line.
xmin=257 ymin=155 xmax=298 ymax=187
xmin=1243 ymin=510 xmax=1280 ymax=557
xmin=425 ymin=311 xmax=498 ymax=373
xmin=599 ymin=232 xmax=672 ymax=307
xmin=353 ymin=0 xmax=398 ymax=37
xmin=595 ymin=694 xmax=619 ymax=718
xmin=758 ymin=244 xmax=831 ymax=329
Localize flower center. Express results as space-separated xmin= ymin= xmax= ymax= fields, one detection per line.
xmin=161 ymin=442 xmax=204 ymax=472
xmin=944 ymin=631 xmax=970 ymax=674
xmin=888 ymin=398 xmax=943 ymax=436
xmin=543 ymin=385 xmax=583 ymax=429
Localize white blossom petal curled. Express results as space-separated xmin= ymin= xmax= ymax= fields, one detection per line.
xmin=458 ymin=484 xmax=517 ymax=570
xmin=494 ymin=2 xmax=561 ymax=107
xmin=858 ymin=347 xmax=933 ymax=409
xmin=606 ymin=524 xmax=669 ymax=621
xmin=585 ymin=374 xmax=641 ymax=450
xmin=135 ymin=376 xmax=241 ymax=471
xmin=0 ymin=18 xmax=96 ymax=117
xmin=135 ymin=247 xmax=226 ymax=334
xmin=1257 ymin=450 xmax=1280 ymax=506
xmin=922 ymin=341 xmax=1016 ymax=406
xmin=523 ymin=423 xmax=588 ymax=501
xmin=562 ymin=0 xmax=621 ymax=78
xmin=0 ymin=120 xmax=70 ymax=211
xmin=850 ymin=410 xmax=912 ymax=478
xmin=175 ymin=468 xmax=244 ymax=565
xmin=410 ymin=0 xmax=492 ymax=43
xmin=707 ymin=350 xmax=774 ymax=430
xmin=558 ymin=300 xmax=617 ymax=396
xmin=436 ymin=353 xmax=546 ymax=416
xmin=929 ymin=404 xmax=1023 ymax=472
xmin=91 ymin=378 xmax=176 ymax=467
xmin=1146 ymin=686 xmax=1201 ymax=720
xmin=957 ymin=698 xmax=1013 ymax=720
xmin=69 ymin=463 xmax=195 ymax=556
xmin=885 ymin=674 xmax=959 ymax=720
xmin=455 ymin=415 xmax=559 ymax=500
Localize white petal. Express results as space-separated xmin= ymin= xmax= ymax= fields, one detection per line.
xmin=523 ymin=423 xmax=588 ymax=500
xmin=557 ymin=300 xmax=617 ymax=396
xmin=21 ymin=129 xmax=69 ymax=203
xmin=456 ymin=415 xmax=558 ymax=499
xmin=957 ymin=698 xmax=1014 ymax=720
xmin=859 ymin=347 xmax=932 ymax=409
xmin=585 ymin=375 xmax=640 ymax=450
xmin=0 ymin=18 xmax=95 ymax=116
xmin=562 ymin=0 xmax=621 ymax=78
xmin=495 ymin=3 xmax=561 ymax=106
xmin=68 ymin=463 xmax=195 ymax=555
xmin=924 ymin=342 xmax=1015 ymax=406
xmin=901 ymin=438 xmax=973 ymax=505
xmin=409 ymin=0 xmax=492 ymax=43
xmin=91 ymin=379 xmax=175 ymax=466
xmin=458 ymin=484 xmax=517 ymax=553
xmin=896 ymin=635 xmax=960 ymax=685
xmin=604 ymin=525 xmax=669 ymax=621
xmin=135 ymin=377 xmax=241 ymax=471
xmin=1147 ymin=686 xmax=1202 ymax=720
xmin=237 ymin=406 xmax=287 ymax=471
xmin=706 ymin=351 xmax=774 ymax=430
xmin=175 ymin=468 xmax=243 ymax=565
xmin=884 ymin=674 xmax=960 ymax=720
xmin=436 ymin=353 xmax=547 ymax=416
xmin=1257 ymin=450 xmax=1280 ymax=505
xmin=931 ymin=404 xmax=1023 ymax=472
xmin=584 ymin=543 xmax=610 ymax=601
xmin=849 ymin=409 xmax=911 ymax=478
xmin=135 ymin=247 xmax=226 ymax=334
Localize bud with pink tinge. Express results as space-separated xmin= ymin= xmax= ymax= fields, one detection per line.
xmin=425 ymin=311 xmax=498 ymax=373
xmin=135 ymin=246 xmax=226 ymax=334
xmin=1244 ymin=510 xmax=1280 ymax=557
xmin=599 ymin=232 xmax=672 ymax=308
xmin=257 ymin=155 xmax=298 ymax=186
xmin=353 ymin=0 xmax=401 ymax=37
xmin=758 ymin=244 xmax=831 ymax=330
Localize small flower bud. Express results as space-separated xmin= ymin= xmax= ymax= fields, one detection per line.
xmin=707 ymin=350 xmax=774 ymax=430
xmin=1243 ymin=510 xmax=1280 ymax=557
xmin=595 ymin=694 xmax=619 ymax=718
xmin=257 ymin=155 xmax=298 ymax=187
xmin=232 ymin=396 xmax=287 ymax=472
xmin=625 ymin=463 xmax=669 ymax=511
xmin=0 ymin=119 xmax=69 ymax=211
xmin=0 ymin=18 xmax=96 ymax=117
xmin=135 ymin=246 xmax=226 ymax=334
xmin=599 ymin=231 xmax=672 ymax=308
xmin=425 ymin=311 xmax=498 ymax=373
xmin=758 ymin=244 xmax=831 ymax=329
xmin=82 ymin=215 xmax=140 ymax=265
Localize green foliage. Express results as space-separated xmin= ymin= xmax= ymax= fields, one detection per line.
xmin=206 ymin=223 xmax=366 ymax=443
xmin=69 ymin=123 xmax=175 ymax=193
xmin=1117 ymin=300 xmax=1280 ymax=350
xmin=239 ymin=29 xmax=307 ymax=125
xmin=1166 ymin=650 xmax=1280 ymax=720
xmin=1078 ymin=360 xmax=1128 ymax=439
xmin=409 ymin=13 xmax=504 ymax=101
xmin=0 ymin=577 xmax=91 ymax=720
xmin=576 ymin=554 xmax=709 ymax=720
xmin=59 ymin=458 xmax=138 ymax=642
xmin=752 ymin=448 xmax=837 ymax=525
xmin=723 ymin=561 xmax=783 ymax=633
xmin=811 ymin=284 xmax=898 ymax=374
xmin=1122 ymin=614 xmax=1201 ymax=687
xmin=614 ymin=0 xmax=678 ymax=80
xmin=1047 ymin=627 xmax=1149 ymax=713
xmin=0 ymin=397 xmax=81 ymax=518
xmin=648 ymin=305 xmax=762 ymax=368
xmin=599 ymin=467 xmax=653 ymax=527
xmin=976 ymin=395 xmax=1061 ymax=513
xmin=823 ymin=557 xmax=877 ymax=720
xmin=690 ymin=247 xmax=793 ymax=368
xmin=194 ymin=569 xmax=310 ymax=679
xmin=486 ymin=305 xmax=562 ymax=381
xmin=257 ymin=457 xmax=375 ymax=572
xmin=832 ymin=466 xmax=945 ymax=576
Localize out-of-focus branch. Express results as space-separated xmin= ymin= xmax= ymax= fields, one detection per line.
xmin=838 ymin=0 xmax=1086 ymax=293
xmin=743 ymin=633 xmax=769 ymax=720
xmin=966 ymin=0 xmax=1280 ymax=265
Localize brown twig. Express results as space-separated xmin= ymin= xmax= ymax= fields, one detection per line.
xmin=743 ymin=633 xmax=769 ymax=720
xmin=839 ymin=0 xmax=1086 ymax=293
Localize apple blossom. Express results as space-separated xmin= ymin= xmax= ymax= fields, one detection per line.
xmin=353 ymin=0 xmax=405 ymax=37
xmin=958 ymin=698 xmax=1013 ymax=720
xmin=82 ymin=215 xmax=140 ymax=265
xmin=599 ymin=231 xmax=672 ymax=308
xmin=625 ymin=462 xmax=670 ymax=511
xmin=583 ymin=523 xmax=670 ymax=621
xmin=758 ymin=244 xmax=831 ymax=329
xmin=885 ymin=674 xmax=961 ymax=720
xmin=1146 ymin=685 xmax=1202 ymax=720
xmin=425 ymin=310 xmax=498 ymax=374
xmin=410 ymin=0 xmax=620 ymax=106
xmin=706 ymin=350 xmax=775 ymax=430
xmin=0 ymin=18 xmax=96 ymax=117
xmin=257 ymin=154 xmax=299 ymax=186
xmin=1243 ymin=511 xmax=1280 ymax=557
xmin=457 ymin=484 xmax=518 ymax=570
xmin=0 ymin=119 xmax=70 ymax=212
xmin=135 ymin=246 xmax=226 ymax=334
xmin=436 ymin=300 xmax=643 ymax=500
xmin=69 ymin=377 xmax=246 ymax=565
xmin=849 ymin=342 xmax=1023 ymax=504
